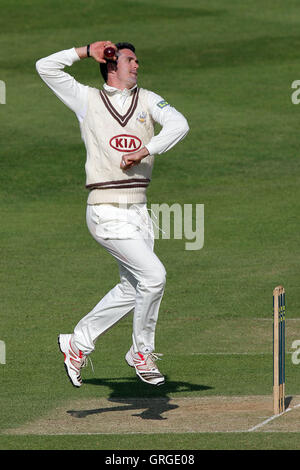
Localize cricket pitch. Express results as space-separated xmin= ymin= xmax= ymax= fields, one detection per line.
xmin=4 ymin=395 xmax=300 ymax=435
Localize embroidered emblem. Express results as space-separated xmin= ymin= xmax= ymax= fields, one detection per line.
xmin=137 ymin=111 xmax=147 ymax=123
xmin=157 ymin=100 xmax=170 ymax=109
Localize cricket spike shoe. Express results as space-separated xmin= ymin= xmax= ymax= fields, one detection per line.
xmin=58 ymin=334 xmax=86 ymax=388
xmin=125 ymin=346 xmax=165 ymax=386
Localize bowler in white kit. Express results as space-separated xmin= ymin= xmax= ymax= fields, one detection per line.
xmin=36 ymin=40 xmax=189 ymax=387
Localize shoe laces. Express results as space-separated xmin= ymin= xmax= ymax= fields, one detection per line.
xmin=143 ymin=352 xmax=163 ymax=369
xmin=148 ymin=352 xmax=163 ymax=361
xmin=82 ymin=356 xmax=94 ymax=373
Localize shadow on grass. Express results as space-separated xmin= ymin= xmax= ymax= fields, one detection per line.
xmin=67 ymin=376 xmax=212 ymax=420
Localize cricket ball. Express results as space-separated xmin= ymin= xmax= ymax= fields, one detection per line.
xmin=104 ymin=46 xmax=116 ymax=59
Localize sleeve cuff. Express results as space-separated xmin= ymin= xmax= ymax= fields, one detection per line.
xmin=71 ymin=47 xmax=82 ymax=62
xmin=144 ymin=142 xmax=156 ymax=156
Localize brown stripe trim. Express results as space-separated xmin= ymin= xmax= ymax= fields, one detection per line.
xmin=100 ymin=95 xmax=125 ymax=127
xmin=87 ymin=184 xmax=149 ymax=190
xmin=86 ymin=178 xmax=150 ymax=188
xmin=101 ymin=88 xmax=138 ymax=121
xmin=101 ymin=90 xmax=139 ymax=127
xmin=100 ymin=89 xmax=137 ymax=121
xmin=99 ymin=88 xmax=139 ymax=128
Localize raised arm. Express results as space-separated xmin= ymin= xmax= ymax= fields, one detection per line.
xmin=35 ymin=42 xmax=117 ymax=122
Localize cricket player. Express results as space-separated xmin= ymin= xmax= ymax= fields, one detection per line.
xmin=36 ymin=41 xmax=189 ymax=387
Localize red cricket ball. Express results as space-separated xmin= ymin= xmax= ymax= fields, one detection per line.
xmin=104 ymin=46 xmax=116 ymax=59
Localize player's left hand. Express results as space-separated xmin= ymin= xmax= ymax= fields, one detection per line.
xmin=120 ymin=147 xmax=150 ymax=170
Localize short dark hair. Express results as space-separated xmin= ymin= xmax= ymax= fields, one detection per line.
xmin=99 ymin=42 xmax=136 ymax=82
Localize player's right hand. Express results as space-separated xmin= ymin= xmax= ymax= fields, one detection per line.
xmin=89 ymin=41 xmax=118 ymax=63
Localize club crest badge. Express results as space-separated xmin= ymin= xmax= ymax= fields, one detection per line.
xmin=136 ymin=111 xmax=147 ymax=123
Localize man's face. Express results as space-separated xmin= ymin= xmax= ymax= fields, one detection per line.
xmin=115 ymin=48 xmax=139 ymax=89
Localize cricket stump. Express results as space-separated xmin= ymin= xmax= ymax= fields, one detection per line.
xmin=273 ymin=285 xmax=286 ymax=415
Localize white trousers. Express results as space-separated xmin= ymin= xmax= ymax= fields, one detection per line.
xmin=73 ymin=203 xmax=166 ymax=355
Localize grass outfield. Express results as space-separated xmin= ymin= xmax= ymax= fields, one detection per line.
xmin=1 ymin=0 xmax=300 ymax=450
xmin=1 ymin=433 xmax=300 ymax=451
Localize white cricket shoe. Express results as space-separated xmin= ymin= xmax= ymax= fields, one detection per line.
xmin=58 ymin=334 xmax=87 ymax=388
xmin=125 ymin=346 xmax=165 ymax=386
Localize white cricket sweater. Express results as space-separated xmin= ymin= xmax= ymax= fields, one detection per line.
xmin=82 ymin=86 xmax=155 ymax=204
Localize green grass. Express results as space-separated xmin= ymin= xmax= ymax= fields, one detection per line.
xmin=1 ymin=0 xmax=300 ymax=450
xmin=1 ymin=433 xmax=300 ymax=450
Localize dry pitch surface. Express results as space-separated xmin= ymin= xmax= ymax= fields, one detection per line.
xmin=4 ymin=395 xmax=300 ymax=435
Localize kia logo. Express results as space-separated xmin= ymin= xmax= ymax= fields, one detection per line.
xmin=109 ymin=134 xmax=142 ymax=153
